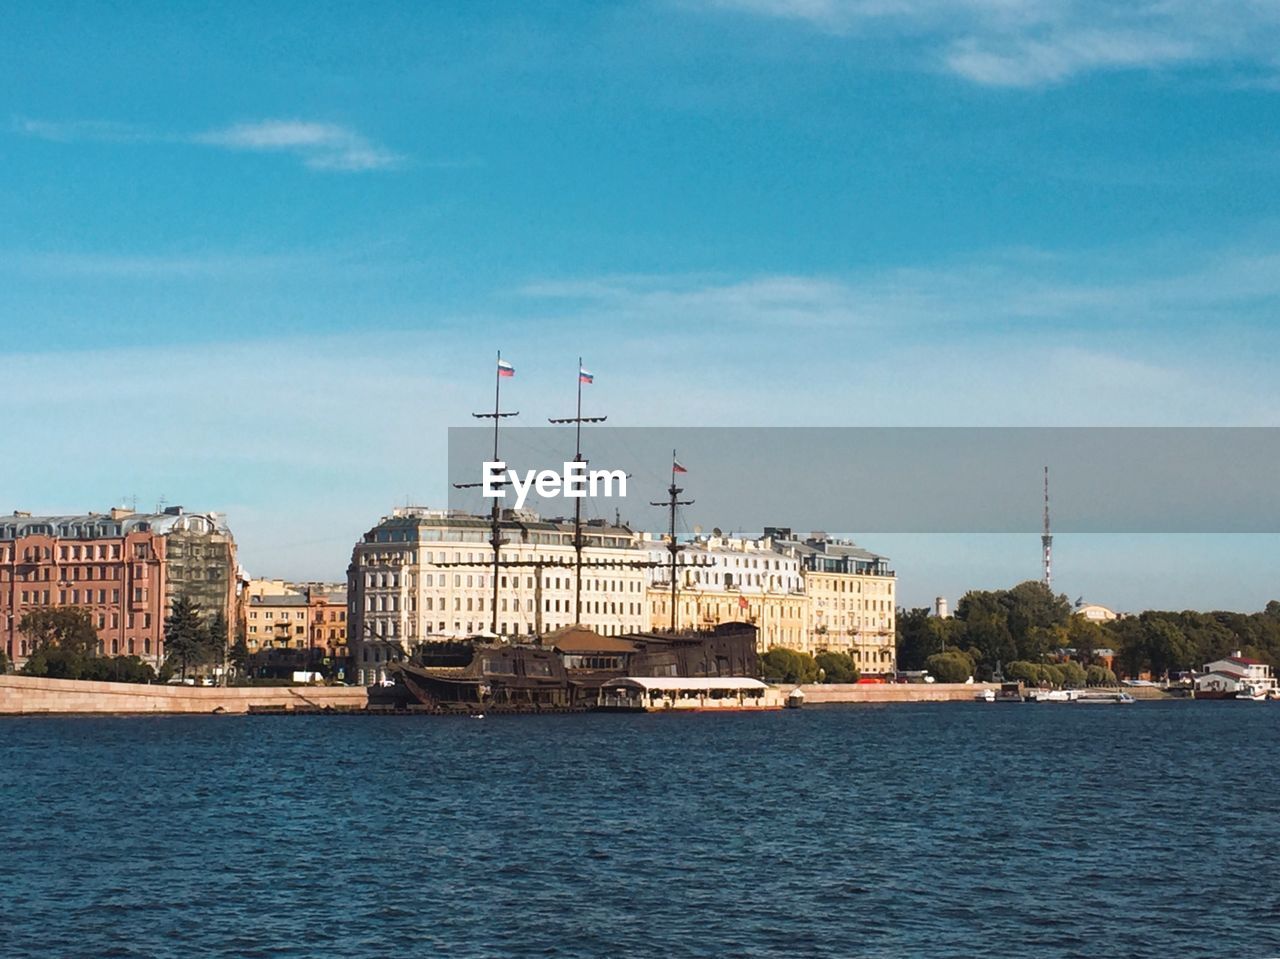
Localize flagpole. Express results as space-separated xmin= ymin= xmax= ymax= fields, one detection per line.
xmin=549 ymin=358 xmax=606 ymax=627
xmin=491 ymin=350 xmax=502 ymax=635
xmin=573 ymin=357 xmax=583 ymax=623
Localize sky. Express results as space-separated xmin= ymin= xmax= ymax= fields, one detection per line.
xmin=4 ymin=0 xmax=1280 ymax=611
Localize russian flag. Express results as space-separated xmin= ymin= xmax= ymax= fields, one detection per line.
xmin=497 ymin=359 xmax=515 ymax=378
xmin=579 ymin=367 xmax=594 ymax=384
xmin=673 ymin=460 xmax=687 ymax=474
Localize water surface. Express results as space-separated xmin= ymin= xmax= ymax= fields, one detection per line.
xmin=1 ymin=702 xmax=1277 ymax=957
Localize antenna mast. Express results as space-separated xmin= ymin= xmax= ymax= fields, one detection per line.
xmin=650 ymin=451 xmax=693 ymax=633
xmin=1042 ymin=465 xmax=1053 ymax=590
xmin=549 ymin=357 xmax=606 ymax=624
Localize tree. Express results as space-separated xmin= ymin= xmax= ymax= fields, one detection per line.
xmin=0 ymin=647 xmax=9 ymax=674
xmin=814 ymin=651 xmax=858 ymax=684
xmin=19 ymin=607 xmax=99 ymax=657
xmin=229 ymin=630 xmax=250 ymax=677
xmin=164 ymin=596 xmax=208 ymax=679
xmin=896 ymin=607 xmax=965 ymax=671
xmin=207 ymin=610 xmax=229 ymax=682
xmin=1066 ymin=616 xmax=1108 ymax=665
xmin=925 ymin=650 xmax=973 ymax=683
xmin=1057 ymin=660 xmax=1087 ymax=688
xmin=1086 ymin=664 xmax=1117 ymax=686
xmin=1004 ymin=660 xmax=1042 ymax=686
xmin=760 ymin=647 xmax=819 ymax=684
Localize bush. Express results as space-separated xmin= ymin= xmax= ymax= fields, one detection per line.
xmin=925 ymin=650 xmax=974 ymax=683
xmin=20 ymin=651 xmax=155 ymax=684
xmin=1004 ymin=660 xmax=1041 ymax=685
xmin=760 ymin=647 xmax=819 ymax=684
xmin=1058 ymin=660 xmax=1087 ymax=688
xmin=1086 ymin=664 xmax=1118 ymax=686
xmin=814 ymin=651 xmax=859 ymax=684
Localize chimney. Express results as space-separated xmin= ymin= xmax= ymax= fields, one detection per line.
xmin=110 ymin=507 xmax=135 ymax=520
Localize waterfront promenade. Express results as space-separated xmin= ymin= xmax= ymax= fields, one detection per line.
xmin=0 ymin=674 xmax=368 ymax=715
xmin=0 ymin=675 xmax=1013 ymax=715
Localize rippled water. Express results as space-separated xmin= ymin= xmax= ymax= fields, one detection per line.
xmin=1 ymin=702 xmax=1278 ymax=958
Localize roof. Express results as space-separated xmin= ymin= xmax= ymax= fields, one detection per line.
xmin=1227 ymin=656 xmax=1266 ymax=666
xmin=602 ymin=676 xmax=769 ymax=692
xmin=250 ymin=594 xmax=309 ymax=607
xmin=544 ymin=625 xmax=638 ymax=654
xmin=0 ymin=509 xmax=230 ymax=540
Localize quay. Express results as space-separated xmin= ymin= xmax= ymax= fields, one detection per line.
xmin=0 ymin=673 xmax=1016 ymax=716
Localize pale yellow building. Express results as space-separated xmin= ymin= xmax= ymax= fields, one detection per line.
xmin=778 ymin=532 xmax=896 ymax=675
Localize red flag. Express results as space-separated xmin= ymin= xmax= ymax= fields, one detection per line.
xmin=672 ymin=460 xmax=687 ymax=474
xmin=738 ymin=595 xmax=748 ymax=609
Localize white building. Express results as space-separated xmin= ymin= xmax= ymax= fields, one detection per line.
xmin=348 ymin=508 xmax=649 ymax=684
xmin=1196 ymin=652 xmax=1277 ymax=699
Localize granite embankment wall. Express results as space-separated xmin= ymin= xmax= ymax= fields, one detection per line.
xmin=0 ymin=675 xmax=368 ymax=715
xmin=792 ymin=682 xmax=1001 ymax=703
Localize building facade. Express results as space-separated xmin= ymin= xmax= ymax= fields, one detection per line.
xmin=348 ymin=508 xmax=649 ymax=685
xmin=645 ymin=529 xmax=897 ymax=670
xmin=242 ymin=580 xmax=347 ymax=659
xmin=0 ymin=506 xmax=236 ymax=670
xmin=645 ymin=533 xmax=809 ymax=652
xmin=771 ymin=530 xmax=897 ymax=675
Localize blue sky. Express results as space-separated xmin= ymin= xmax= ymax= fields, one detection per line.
xmin=4 ymin=0 xmax=1280 ymax=610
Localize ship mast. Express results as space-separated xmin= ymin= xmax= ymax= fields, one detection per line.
xmin=650 ymin=451 xmax=693 ymax=633
xmin=453 ymin=350 xmax=518 ymax=636
xmin=548 ymin=358 xmax=606 ymax=624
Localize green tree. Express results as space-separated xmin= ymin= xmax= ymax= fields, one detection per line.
xmin=1086 ymin=664 xmax=1117 ymax=686
xmin=1004 ymin=660 xmax=1041 ymax=686
xmin=207 ymin=610 xmax=229 ymax=683
xmin=81 ymin=656 xmax=157 ymax=684
xmin=164 ymin=596 xmax=208 ymax=679
xmin=229 ymin=630 xmax=250 ymax=677
xmin=814 ymin=651 xmax=858 ymax=684
xmin=1057 ymin=660 xmax=1087 ymax=688
xmin=1066 ymin=616 xmax=1108 ymax=665
xmin=760 ymin=647 xmax=819 ymax=684
xmin=925 ymin=650 xmax=973 ymax=683
xmin=19 ymin=606 xmax=99 ymax=657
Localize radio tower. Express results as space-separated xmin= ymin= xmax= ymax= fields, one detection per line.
xmin=1042 ymin=465 xmax=1053 ymax=590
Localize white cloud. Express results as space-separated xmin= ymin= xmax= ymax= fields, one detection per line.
xmin=10 ymin=115 xmax=402 ymax=172
xmin=192 ymin=120 xmax=403 ymax=171
xmin=702 ymin=0 xmax=1280 ymax=86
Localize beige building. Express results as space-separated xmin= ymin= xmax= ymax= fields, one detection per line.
xmin=645 ymin=533 xmax=809 ymax=651
xmin=348 ymin=508 xmax=649 ymax=685
xmin=775 ymin=531 xmax=896 ymax=675
xmin=643 ymin=530 xmax=896 ymax=671
xmin=242 ymin=579 xmax=347 ymax=659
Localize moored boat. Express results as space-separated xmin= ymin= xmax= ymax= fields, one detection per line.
xmin=1077 ymin=691 xmax=1135 ymax=705
xmin=994 ymin=682 xmax=1024 ymax=703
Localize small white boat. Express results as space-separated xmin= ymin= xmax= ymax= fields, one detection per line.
xmin=1026 ymin=689 xmax=1079 ymax=703
xmin=975 ymin=688 xmax=996 ymax=702
xmin=1077 ymin=691 xmax=1135 ymax=705
xmin=1236 ymin=686 xmax=1267 ymax=702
